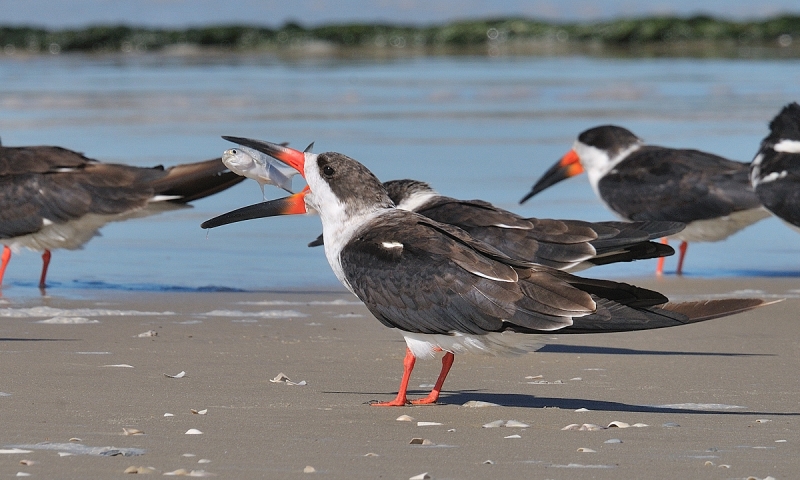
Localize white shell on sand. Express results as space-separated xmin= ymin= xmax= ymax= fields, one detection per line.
xmin=482 ymin=420 xmax=504 ymax=428
xmin=604 ymin=439 xmax=622 ymax=444
xmin=198 ymin=459 xmax=211 ymax=464
xmin=269 ymin=372 xmax=306 ymax=385
xmin=164 ymin=413 xmax=174 ymax=417
xmin=123 ymin=428 xmax=144 ymax=435
xmin=15 ymin=473 xmax=30 ymax=477
xmin=504 ymin=434 xmax=521 ymax=439
xmin=163 ymin=469 xmax=215 ymax=477
xmin=417 ymin=422 xmax=442 ymax=427
xmin=461 ymin=401 xmax=499 ymax=408
xmin=18 ymin=460 xmax=35 ymax=466
xmin=103 ymin=364 xmax=134 ymax=368
xmin=396 ymin=415 xmax=415 ymax=422
xmin=303 ymin=466 xmax=316 ymax=473
xmin=482 ymin=460 xmax=494 ymax=465
xmin=409 ymin=473 xmax=431 ymax=480
xmin=164 ymin=371 xmax=186 ymax=379
xmin=185 ymin=429 xmax=203 ymax=435
xmin=607 ymin=421 xmax=630 ymax=428
xmin=191 ymin=409 xmax=208 ymax=415
xmin=504 ymin=420 xmax=529 ymax=428
xmin=574 ymin=408 xmax=590 ymax=412
xmin=577 ymin=448 xmax=596 ymax=453
xmin=123 ymin=466 xmax=155 ymax=474
xmin=137 ymin=330 xmax=157 ymax=337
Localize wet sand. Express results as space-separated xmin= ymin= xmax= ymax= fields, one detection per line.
xmin=0 ymin=277 xmax=797 ymax=479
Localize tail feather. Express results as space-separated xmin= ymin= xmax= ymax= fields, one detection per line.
xmin=556 ymin=298 xmax=776 ymax=334
xmin=152 ymin=158 xmax=245 ymax=203
xmin=660 ymin=298 xmax=779 ymax=323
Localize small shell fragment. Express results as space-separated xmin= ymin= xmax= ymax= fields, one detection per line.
xmin=482 ymin=420 xmax=504 ymax=428
xmin=561 ymin=424 xmax=581 ymax=431
xmin=19 ymin=460 xmax=35 ymax=466
xmin=123 ymin=428 xmax=144 ymax=435
xmin=269 ymin=372 xmax=306 ymax=385
xmin=15 ymin=473 xmax=30 ymax=477
xmin=396 ymin=415 xmax=415 ymax=422
xmin=718 ymin=464 xmax=731 ymax=469
xmin=704 ymin=461 xmax=715 ymax=466
xmin=191 ymin=409 xmax=208 ymax=415
xmin=504 ymin=434 xmax=521 ymax=439
xmin=164 ymin=371 xmax=186 ymax=379
xmin=137 ymin=330 xmax=157 ymax=337
xmin=303 ymin=466 xmax=316 ymax=473
xmin=409 ymin=473 xmax=431 ymax=480
xmin=579 ymin=424 xmax=604 ymax=431
xmin=504 ymin=420 xmax=529 ymax=428
xmin=604 ymin=439 xmax=622 ymax=444
xmin=755 ymin=419 xmax=772 ymax=423
xmin=417 ymin=421 xmax=442 ymax=427
xmin=461 ymin=401 xmax=499 ymax=408
xmin=662 ymin=422 xmax=680 ymax=428
xmin=103 ymin=364 xmax=134 ymax=368
xmin=632 ymin=423 xmax=649 ymax=428
xmin=69 ymin=437 xmax=82 ymax=442
xmin=574 ymin=408 xmax=590 ymax=412
xmin=124 ymin=466 xmax=155 ymax=474
xmin=185 ymin=429 xmax=203 ymax=435
xmin=58 ymin=452 xmax=72 ymax=457
xmin=198 ymin=459 xmax=211 ymax=464
xmin=577 ymin=447 xmax=596 ymax=453
xmin=364 ymin=453 xmax=379 ymax=457
xmin=164 ymin=413 xmax=174 ymax=417
xmin=163 ymin=469 xmax=215 ymax=477
xmin=0 ymin=449 xmax=32 ymax=454
xmin=409 ymin=438 xmax=434 ymax=445
xmin=607 ymin=421 xmax=630 ymax=428
xmin=482 ymin=460 xmax=494 ymax=465
xmin=525 ymin=375 xmax=543 ymax=379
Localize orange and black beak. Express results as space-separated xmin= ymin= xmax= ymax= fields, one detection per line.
xmin=201 ymin=187 xmax=310 ymax=230
xmin=519 ymin=149 xmax=584 ymax=204
xmin=222 ymin=136 xmax=308 ymax=178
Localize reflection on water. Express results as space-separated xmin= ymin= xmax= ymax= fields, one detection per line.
xmin=1 ymin=53 xmax=799 ymax=291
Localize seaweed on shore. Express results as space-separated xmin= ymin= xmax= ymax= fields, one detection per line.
xmin=0 ymin=15 xmax=799 ymax=56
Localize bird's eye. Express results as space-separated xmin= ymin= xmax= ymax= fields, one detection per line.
xmin=322 ymin=165 xmax=335 ymax=177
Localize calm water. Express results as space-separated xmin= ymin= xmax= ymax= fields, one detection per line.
xmin=1 ymin=52 xmax=799 ymax=293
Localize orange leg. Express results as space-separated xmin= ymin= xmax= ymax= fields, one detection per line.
xmin=675 ymin=241 xmax=688 ymax=276
xmin=38 ymin=250 xmax=51 ymax=289
xmin=0 ymin=246 xmax=10 ymax=286
xmin=410 ymin=351 xmax=454 ymax=405
xmin=656 ymin=237 xmax=668 ymax=276
xmin=372 ymin=348 xmax=416 ymax=406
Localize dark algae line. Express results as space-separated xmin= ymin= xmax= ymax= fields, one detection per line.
xmin=1 ymin=15 xmax=800 ymax=57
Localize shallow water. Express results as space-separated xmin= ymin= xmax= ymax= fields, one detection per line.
xmin=1 ymin=52 xmax=799 ymax=293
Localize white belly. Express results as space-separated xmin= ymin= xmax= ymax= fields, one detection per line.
xmin=673 ymin=207 xmax=771 ymax=243
xmin=402 ymin=331 xmax=545 ymax=359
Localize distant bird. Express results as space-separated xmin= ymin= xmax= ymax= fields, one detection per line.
xmin=520 ymin=125 xmax=770 ymax=275
xmin=0 ymin=143 xmax=245 ymax=288
xmin=239 ymin=177 xmax=682 ymax=271
xmin=750 ymin=102 xmax=800 ymax=230
xmin=203 ymin=138 xmax=770 ymax=407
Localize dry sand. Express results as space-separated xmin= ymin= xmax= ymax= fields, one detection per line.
xmin=0 ymin=277 xmax=797 ymax=479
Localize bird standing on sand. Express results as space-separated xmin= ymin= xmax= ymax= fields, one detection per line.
xmin=0 ymin=143 xmax=244 ymax=288
xmin=204 ymin=139 xmax=769 ymax=406
xmin=750 ymin=102 xmax=800 ymax=230
xmin=519 ymin=125 xmax=770 ymax=275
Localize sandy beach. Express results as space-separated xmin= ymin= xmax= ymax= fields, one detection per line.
xmin=0 ymin=276 xmax=797 ymax=479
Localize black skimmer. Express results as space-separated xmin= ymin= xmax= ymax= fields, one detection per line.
xmin=0 ymin=143 xmax=245 ymax=289
xmin=272 ymin=178 xmax=682 ymax=270
xmin=203 ymin=139 xmax=770 ymax=406
xmin=750 ymin=102 xmax=800 ymax=230
xmin=520 ymin=125 xmax=771 ymax=275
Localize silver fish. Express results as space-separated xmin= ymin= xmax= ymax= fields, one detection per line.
xmin=222 ymin=145 xmax=298 ymax=197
